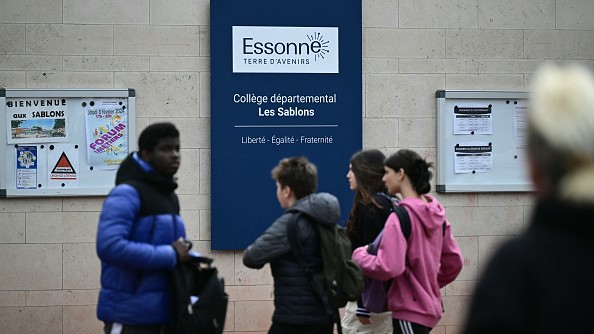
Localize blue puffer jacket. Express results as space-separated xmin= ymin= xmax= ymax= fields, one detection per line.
xmin=96 ymin=153 xmax=186 ymax=325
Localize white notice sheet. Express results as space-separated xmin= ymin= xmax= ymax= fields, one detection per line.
xmin=454 ymin=142 xmax=493 ymax=173
xmin=453 ymin=104 xmax=493 ymax=135
xmin=513 ymin=105 xmax=527 ymax=160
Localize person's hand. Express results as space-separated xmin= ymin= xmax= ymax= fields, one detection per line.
xmin=357 ymin=316 xmax=371 ymax=325
xmin=172 ymin=237 xmax=190 ymax=263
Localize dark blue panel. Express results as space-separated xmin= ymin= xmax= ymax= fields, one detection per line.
xmin=211 ymin=0 xmax=362 ymax=250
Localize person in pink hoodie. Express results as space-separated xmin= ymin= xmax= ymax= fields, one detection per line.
xmin=352 ymin=149 xmax=463 ymax=334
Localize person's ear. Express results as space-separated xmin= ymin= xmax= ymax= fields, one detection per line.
xmin=397 ymin=168 xmax=406 ymax=180
xmin=282 ymin=185 xmax=292 ymax=198
xmin=140 ymin=148 xmax=151 ymax=162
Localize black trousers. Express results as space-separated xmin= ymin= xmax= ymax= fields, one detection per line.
xmin=268 ymin=321 xmax=334 ymax=334
xmin=392 ymin=319 xmax=431 ymax=334
xmin=103 ymin=322 xmax=165 ymax=334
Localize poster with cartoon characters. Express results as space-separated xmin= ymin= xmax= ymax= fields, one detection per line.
xmin=16 ymin=146 xmax=38 ymax=189
xmin=84 ymin=98 xmax=129 ymax=170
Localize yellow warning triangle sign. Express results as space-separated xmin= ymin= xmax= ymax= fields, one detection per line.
xmin=52 ymin=152 xmax=76 ymax=174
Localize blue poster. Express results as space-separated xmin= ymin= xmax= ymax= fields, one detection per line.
xmin=211 ymin=0 xmax=362 ymax=249
xmin=16 ymin=146 xmax=38 ymax=189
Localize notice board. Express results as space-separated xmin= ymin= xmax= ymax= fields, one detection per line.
xmin=436 ymin=90 xmax=533 ymax=192
xmin=211 ymin=0 xmax=362 ymax=249
xmin=0 ymin=88 xmax=136 ymax=197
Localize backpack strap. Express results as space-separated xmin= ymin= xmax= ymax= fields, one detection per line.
xmin=393 ymin=205 xmax=411 ymax=240
xmin=286 ymin=212 xmax=343 ymax=333
xmin=376 ymin=193 xmax=412 ymax=240
xmin=376 ymin=192 xmax=399 ymax=210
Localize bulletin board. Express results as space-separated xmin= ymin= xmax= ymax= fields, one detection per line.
xmin=0 ymin=89 xmax=136 ymax=197
xmin=436 ymin=90 xmax=534 ymax=193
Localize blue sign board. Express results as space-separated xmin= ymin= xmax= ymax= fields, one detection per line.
xmin=211 ymin=0 xmax=362 ymax=250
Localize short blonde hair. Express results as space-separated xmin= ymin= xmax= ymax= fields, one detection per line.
xmin=528 ymin=63 xmax=594 ymax=202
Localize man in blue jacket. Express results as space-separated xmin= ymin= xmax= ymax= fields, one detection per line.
xmin=96 ymin=122 xmax=189 ymax=334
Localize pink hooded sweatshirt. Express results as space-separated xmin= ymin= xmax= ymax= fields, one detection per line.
xmin=352 ymin=195 xmax=463 ymax=328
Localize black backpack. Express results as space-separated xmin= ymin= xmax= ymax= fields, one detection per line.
xmin=170 ymin=243 xmax=229 ymax=334
xmin=287 ymin=211 xmax=364 ymax=333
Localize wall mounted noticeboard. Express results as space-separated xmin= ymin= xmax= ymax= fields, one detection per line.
xmin=436 ymin=90 xmax=534 ymax=193
xmin=0 ymin=88 xmax=136 ymax=197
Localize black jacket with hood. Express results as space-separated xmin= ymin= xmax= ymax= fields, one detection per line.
xmin=243 ymin=192 xmax=340 ymax=325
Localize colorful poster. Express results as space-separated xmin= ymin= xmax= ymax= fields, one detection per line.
xmin=16 ymin=146 xmax=38 ymax=189
xmin=47 ymin=144 xmax=79 ymax=188
xmin=6 ymin=98 xmax=68 ymax=144
xmin=84 ymin=98 xmax=128 ymax=170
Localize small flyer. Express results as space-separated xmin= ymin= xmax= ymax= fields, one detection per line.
xmin=84 ymin=98 xmax=128 ymax=170
xmin=453 ymin=104 xmax=493 ymax=135
xmin=454 ymin=142 xmax=493 ymax=173
xmin=513 ymin=105 xmax=527 ymax=160
xmin=16 ymin=146 xmax=38 ymax=189
xmin=47 ymin=144 xmax=79 ymax=188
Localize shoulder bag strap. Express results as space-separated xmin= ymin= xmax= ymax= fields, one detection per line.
xmin=394 ymin=205 xmax=412 ymax=240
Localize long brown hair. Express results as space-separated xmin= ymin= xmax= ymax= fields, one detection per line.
xmin=345 ymin=149 xmax=387 ymax=238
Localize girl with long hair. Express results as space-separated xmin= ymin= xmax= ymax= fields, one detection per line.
xmin=342 ymin=149 xmax=394 ymax=334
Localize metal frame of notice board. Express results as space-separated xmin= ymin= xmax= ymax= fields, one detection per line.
xmin=0 ymin=88 xmax=136 ymax=197
xmin=436 ymin=90 xmax=534 ymax=193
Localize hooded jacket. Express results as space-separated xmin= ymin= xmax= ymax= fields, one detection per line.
xmin=96 ymin=152 xmax=186 ymax=325
xmin=352 ymin=195 xmax=463 ymax=328
xmin=243 ymin=192 xmax=340 ymax=325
